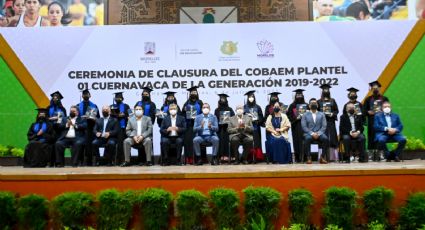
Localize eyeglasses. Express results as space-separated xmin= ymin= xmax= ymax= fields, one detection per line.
xmin=321 ymin=4 xmax=333 ymax=7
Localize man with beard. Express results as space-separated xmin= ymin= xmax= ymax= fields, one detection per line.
xmin=157 ymin=91 xmax=181 ymax=127
xmin=110 ymin=92 xmax=130 ymax=164
xmin=23 ymin=108 xmax=55 ymax=167
xmin=287 ymin=89 xmax=308 ymax=163
xmin=317 ymin=84 xmax=339 ymax=162
xmin=135 ymin=87 xmax=157 ymax=124
xmin=243 ymin=90 xmax=264 ymax=163
xmin=76 ymin=88 xmax=99 ymax=166
xmin=46 ymin=91 xmax=67 ymax=167
xmin=214 ymin=93 xmax=235 ymax=163
xmin=363 ymin=81 xmax=389 ymax=161
xmin=182 ymin=86 xmax=203 ymax=164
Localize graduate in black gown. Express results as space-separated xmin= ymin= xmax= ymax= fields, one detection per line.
xmin=24 ymin=108 xmax=55 ymax=168
xmin=157 ymin=91 xmax=182 ymax=127
xmin=76 ymin=89 xmax=99 ymax=166
xmin=135 ymin=87 xmax=157 ymax=124
xmin=287 ymin=89 xmax=308 ymax=163
xmin=343 ymin=88 xmax=364 ymax=121
xmin=110 ymin=92 xmax=130 ymax=164
xmin=317 ymin=84 xmax=339 ymax=161
xmin=46 ymin=91 xmax=67 ymax=167
xmin=243 ymin=90 xmax=264 ymax=163
xmin=214 ymin=94 xmax=235 ymax=163
xmin=363 ymin=81 xmax=389 ymax=160
xmin=182 ymin=86 xmax=203 ymax=164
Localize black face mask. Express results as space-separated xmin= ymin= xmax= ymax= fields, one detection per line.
xmin=102 ymin=111 xmax=109 ymax=117
xmin=53 ymin=99 xmax=59 ymax=104
xmin=295 ymin=96 xmax=304 ymax=102
xmin=348 ymin=109 xmax=355 ymax=115
xmin=273 ymin=107 xmax=280 ymax=113
xmin=322 ymin=92 xmax=331 ymax=98
xmin=270 ymin=98 xmax=277 ymax=104
xmin=82 ymin=96 xmax=90 ymax=101
xmin=349 ymin=95 xmax=357 ymax=100
xmin=37 ymin=116 xmax=46 ymax=122
xmin=115 ymin=98 xmax=123 ymax=103
xmin=142 ymin=96 xmax=149 ymax=101
xmin=70 ymin=112 xmax=76 ymax=118
xmin=219 ymin=100 xmax=227 ymax=106
xmin=373 ymin=89 xmax=379 ymax=96
xmin=310 ymin=104 xmax=318 ymax=110
xmin=190 ymin=95 xmax=197 ymax=100
xmin=167 ymin=99 xmax=174 ymax=104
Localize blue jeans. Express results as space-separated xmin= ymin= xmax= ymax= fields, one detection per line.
xmin=193 ymin=135 xmax=219 ymax=156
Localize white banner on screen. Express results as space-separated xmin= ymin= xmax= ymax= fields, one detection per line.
xmin=0 ymin=21 xmax=416 ymax=154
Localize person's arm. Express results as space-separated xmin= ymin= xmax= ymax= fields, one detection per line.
xmin=318 ymin=114 xmax=327 ymax=136
xmin=142 ymin=117 xmax=153 ymax=138
xmin=109 ymin=119 xmax=119 ymax=137
xmin=177 ymin=117 xmax=187 ymax=134
xmin=281 ymin=114 xmax=291 ymax=132
xmin=193 ymin=116 xmax=202 ymax=132
xmin=301 ymin=114 xmax=311 ymax=135
xmin=93 ymin=119 xmax=99 ymax=136
xmin=125 ymin=120 xmax=133 ymax=137
xmin=76 ymin=118 xmax=87 ymax=131
xmin=227 ymin=117 xmax=238 ymax=134
xmin=43 ymin=124 xmax=55 ymax=143
xmin=159 ymin=118 xmax=169 ymax=136
xmin=150 ymin=102 xmax=156 ymax=123
xmin=210 ymin=116 xmax=219 ymax=132
xmin=373 ymin=114 xmax=386 ymax=132
xmin=258 ymin=106 xmax=265 ymax=127
xmin=265 ymin=115 xmax=274 ymax=133
xmin=393 ymin=114 xmax=403 ymax=133
xmin=332 ymin=99 xmax=339 ymax=120
xmin=27 ymin=124 xmax=37 ymax=141
xmin=245 ymin=117 xmax=254 ymax=134
xmin=339 ymin=115 xmax=349 ymax=136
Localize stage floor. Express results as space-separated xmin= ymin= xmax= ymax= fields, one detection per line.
xmin=1 ymin=160 xmax=425 ymax=181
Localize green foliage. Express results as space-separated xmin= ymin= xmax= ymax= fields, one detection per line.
xmin=138 ymin=188 xmax=173 ymax=230
xmin=17 ymin=194 xmax=48 ymax=230
xmin=209 ymin=188 xmax=241 ymax=230
xmin=389 ymin=136 xmax=425 ymax=151
xmin=0 ymin=191 xmax=17 ymax=229
xmin=324 ymin=225 xmax=342 ymax=230
xmin=243 ymin=186 xmax=282 ymax=230
xmin=0 ymin=145 xmax=9 ymax=156
xmin=96 ymin=189 xmax=136 ymax=230
xmin=281 ymin=223 xmax=309 ymax=230
xmin=10 ymin=148 xmax=24 ymax=157
xmin=322 ymin=187 xmax=358 ymax=230
xmin=363 ymin=187 xmax=394 ymax=226
xmin=288 ymin=189 xmax=314 ymax=225
xmin=176 ymin=189 xmax=209 ymax=230
xmin=417 ymin=224 xmax=425 ymax=230
xmin=367 ymin=221 xmax=385 ymax=230
xmin=0 ymin=145 xmax=24 ymax=157
xmin=244 ymin=215 xmax=267 ymax=230
xmin=398 ymin=192 xmax=425 ymax=230
xmin=51 ymin=192 xmax=95 ymax=230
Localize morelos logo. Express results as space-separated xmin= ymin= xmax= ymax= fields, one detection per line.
xmin=144 ymin=42 xmax=155 ymax=55
xmin=220 ymin=41 xmax=238 ymax=55
xmin=257 ymin=40 xmax=274 ymax=58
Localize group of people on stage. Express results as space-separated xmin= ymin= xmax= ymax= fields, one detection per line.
xmin=23 ymin=80 xmax=407 ymax=168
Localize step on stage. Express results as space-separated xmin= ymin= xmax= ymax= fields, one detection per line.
xmin=1 ymin=160 xmax=425 ymax=226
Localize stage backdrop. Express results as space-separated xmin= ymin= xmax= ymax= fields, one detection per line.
xmin=0 ymin=20 xmax=422 ymax=153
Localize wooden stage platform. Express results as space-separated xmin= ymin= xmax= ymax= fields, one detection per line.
xmin=1 ymin=160 xmax=425 ymax=227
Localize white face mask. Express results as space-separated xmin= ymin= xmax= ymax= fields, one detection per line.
xmin=135 ymin=110 xmax=143 ymax=117
xmin=383 ymin=107 xmax=391 ymax=114
xmin=248 ymin=97 xmax=254 ymax=103
xmin=236 ymin=109 xmax=244 ymax=116
xmin=202 ymin=108 xmax=210 ymax=114
xmin=169 ymin=109 xmax=177 ymax=116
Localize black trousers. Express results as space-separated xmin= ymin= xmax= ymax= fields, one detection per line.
xmin=230 ymin=134 xmax=253 ymax=161
xmin=342 ymin=134 xmax=366 ymax=161
xmin=161 ymin=136 xmax=183 ymax=162
xmin=55 ymin=137 xmax=85 ymax=165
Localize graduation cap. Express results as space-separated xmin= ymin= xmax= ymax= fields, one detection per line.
xmin=164 ymin=91 xmax=176 ymax=96
xmin=50 ymin=91 xmax=64 ymax=100
xmin=35 ymin=108 xmax=48 ymax=114
xmin=244 ymin=90 xmax=256 ymax=96
xmin=369 ymin=81 xmax=381 ymax=87
xmin=218 ymin=93 xmax=230 ymax=98
xmin=293 ymin=89 xmax=305 ymax=93
xmin=268 ymin=92 xmax=281 ymax=96
xmin=81 ymin=88 xmax=91 ymax=95
xmin=113 ymin=92 xmax=124 ymax=98
xmin=142 ymin=87 xmax=153 ymax=94
xmin=186 ymin=86 xmax=199 ymax=92
xmin=347 ymin=87 xmax=359 ymax=92
xmin=319 ymin=84 xmax=332 ymax=89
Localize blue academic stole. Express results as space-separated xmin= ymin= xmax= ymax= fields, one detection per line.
xmin=79 ymin=101 xmax=95 ymax=116
xmin=114 ymin=103 xmax=126 ymax=128
xmin=49 ymin=105 xmax=64 ymax=117
xmin=33 ymin=122 xmax=47 ymax=141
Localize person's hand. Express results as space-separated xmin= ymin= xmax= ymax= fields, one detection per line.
xmin=167 ymin=127 xmax=173 ymax=132
xmin=388 ymin=128 xmax=397 ymax=135
xmin=104 ymin=132 xmax=110 ymax=139
xmin=37 ymin=130 xmax=43 ymax=136
xmin=67 ymin=119 xmax=73 ymax=127
xmin=276 ymin=128 xmax=281 ymax=132
xmin=201 ymin=120 xmax=205 ymax=127
xmin=96 ymin=132 xmax=102 ymax=137
xmin=49 ymin=117 xmax=58 ymax=121
xmin=118 ymin=112 xmax=125 ymax=118
xmin=368 ymin=110 xmax=375 ymax=116
xmin=312 ymin=133 xmax=319 ymax=140
xmin=297 ymin=115 xmax=302 ymax=120
xmin=273 ymin=130 xmax=279 ymax=136
xmin=208 ymin=121 xmax=212 ymax=129
xmin=138 ymin=135 xmax=144 ymax=142
xmin=350 ymin=131 xmax=358 ymax=138
xmin=133 ymin=136 xmax=139 ymax=144
xmin=239 ymin=122 xmax=245 ymax=128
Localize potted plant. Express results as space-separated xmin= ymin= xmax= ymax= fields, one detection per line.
xmin=0 ymin=144 xmax=24 ymax=166
xmin=389 ymin=137 xmax=425 ymax=160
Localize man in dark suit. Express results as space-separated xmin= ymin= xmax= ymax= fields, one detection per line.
xmin=160 ymin=104 xmax=186 ymax=165
xmin=374 ymin=101 xmax=406 ymax=162
xmin=340 ymin=102 xmax=366 ymax=163
xmin=301 ymin=98 xmax=329 ymax=164
xmin=92 ymin=105 xmax=119 ymax=166
xmin=55 ymin=105 xmax=87 ymax=167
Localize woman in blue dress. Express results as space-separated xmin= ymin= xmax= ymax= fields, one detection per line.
xmin=265 ymin=102 xmax=292 ymax=164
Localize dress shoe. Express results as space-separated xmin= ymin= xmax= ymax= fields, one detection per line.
xmin=242 ymin=160 xmax=249 ymax=165
xmin=120 ymin=162 xmax=131 ymax=167
xmin=386 ymin=159 xmax=391 ymax=162
xmin=146 ymin=161 xmax=153 ymax=166
xmin=56 ymin=164 xmax=64 ymax=168
xmin=233 ymin=161 xmax=240 ymax=165
xmin=319 ymin=158 xmax=328 ymax=164
xmin=196 ymin=159 xmax=203 ymax=166
xmin=395 ymin=156 xmax=401 ymax=162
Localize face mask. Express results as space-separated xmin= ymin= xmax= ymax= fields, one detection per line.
xmin=295 ymin=96 xmax=304 ymax=101
xmin=236 ymin=109 xmax=243 ymax=116
xmin=70 ymin=112 xmax=76 ymax=118
xmin=349 ymin=95 xmax=357 ymax=100
xmin=102 ymin=111 xmax=109 ymax=117
xmin=348 ymin=109 xmax=355 ymax=115
xmin=135 ymin=110 xmax=143 ymax=117
xmin=202 ymin=108 xmax=209 ymax=114
xmin=142 ymin=96 xmax=149 ymax=101
xmin=115 ymin=98 xmax=123 ymax=103
xmin=190 ymin=94 xmax=197 ymax=100
xmin=310 ymin=104 xmax=318 ymax=110
xmin=270 ymin=98 xmax=277 ymax=104
xmin=383 ymin=107 xmax=391 ymax=114
xmin=82 ymin=96 xmax=90 ymax=101
xmin=373 ymin=89 xmax=379 ymax=95
xmin=37 ymin=116 xmax=46 ymax=121
xmin=322 ymin=92 xmax=330 ymax=98
xmin=167 ymin=98 xmax=174 ymax=104
xmin=169 ymin=109 xmax=177 ymax=116
xmin=248 ymin=97 xmax=254 ymax=103
xmin=274 ymin=107 xmax=280 ymax=113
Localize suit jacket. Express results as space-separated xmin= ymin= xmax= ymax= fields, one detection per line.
xmin=301 ymin=111 xmax=327 ymax=136
xmin=339 ymin=114 xmax=364 ymax=136
xmin=126 ymin=116 xmax=153 ymax=139
xmin=93 ymin=117 xmax=119 ymax=138
xmin=265 ymin=114 xmax=291 ymax=139
xmin=374 ymin=112 xmax=403 ymax=139
xmin=227 ymin=114 xmax=254 ymax=140
xmin=160 ymin=115 xmax=186 ymax=138
xmin=193 ymin=113 xmax=219 ymax=136
xmin=57 ymin=116 xmax=87 ymax=140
